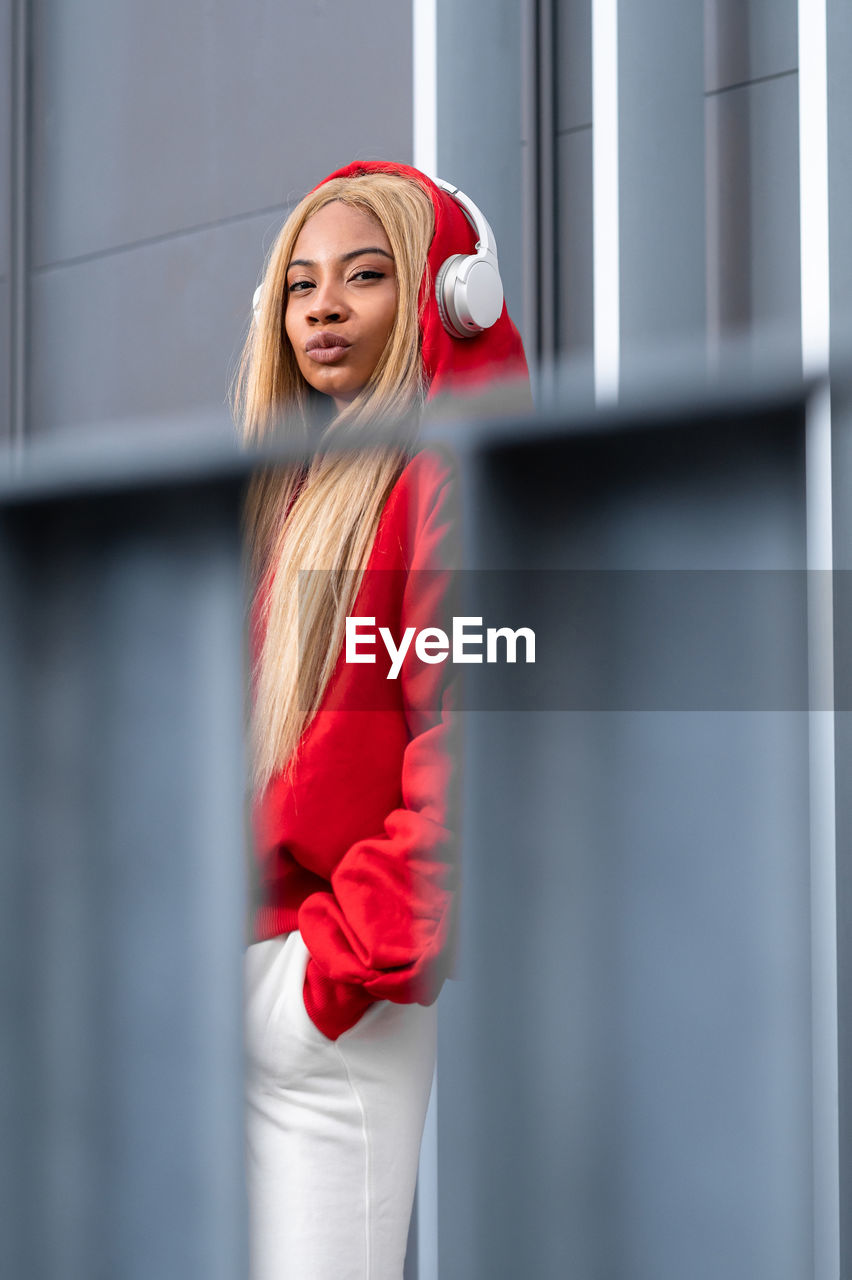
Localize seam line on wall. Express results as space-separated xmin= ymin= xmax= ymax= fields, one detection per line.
xmin=30 ymin=202 xmax=297 ymax=276
xmin=705 ymin=67 xmax=798 ymax=99
xmin=556 ymin=121 xmax=593 ymax=138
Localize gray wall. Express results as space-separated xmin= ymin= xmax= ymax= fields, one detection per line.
xmin=705 ymin=0 xmax=801 ymax=367
xmin=20 ymin=0 xmax=413 ymax=438
xmin=436 ymin=0 xmax=525 ymax=338
xmin=0 ymin=1 xmax=832 ymax=431
xmin=555 ymin=0 xmax=593 ymax=360
xmin=505 ymin=0 xmax=802 ymax=377
xmin=828 ymin=0 xmax=852 ymax=357
xmin=1 ymin=0 xmax=13 ymax=444
xmin=619 ymin=0 xmax=706 ymax=384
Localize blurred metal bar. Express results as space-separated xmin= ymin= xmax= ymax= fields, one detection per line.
xmin=828 ymin=10 xmax=852 ymax=1270
xmin=435 ymin=380 xmax=820 ymax=1279
xmin=0 ymin=443 xmax=251 ymax=1278
xmin=830 ymin=372 xmax=852 ymax=1278
xmin=805 ymin=379 xmax=840 ymax=1280
xmin=3 ymin=377 xmax=849 ymax=1279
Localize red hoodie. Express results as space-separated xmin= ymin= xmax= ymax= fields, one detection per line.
xmin=251 ymin=161 xmax=528 ymax=1039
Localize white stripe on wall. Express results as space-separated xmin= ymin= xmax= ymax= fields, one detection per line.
xmin=413 ymin=0 xmax=438 ymax=179
xmin=592 ymin=0 xmax=620 ymax=403
xmin=799 ymin=4 xmax=839 ymax=1278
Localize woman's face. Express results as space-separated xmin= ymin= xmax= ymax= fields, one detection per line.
xmin=284 ymin=201 xmax=399 ymax=410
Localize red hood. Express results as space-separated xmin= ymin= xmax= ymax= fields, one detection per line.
xmin=313 ymin=160 xmax=529 ymax=401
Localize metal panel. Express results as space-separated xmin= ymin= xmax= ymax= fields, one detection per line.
xmin=436 ymin=0 xmax=524 ymax=332
xmin=3 ymin=0 xmax=25 ymax=449
xmin=618 ymin=0 xmax=706 ymax=382
xmin=705 ymin=0 xmax=798 ymax=94
xmin=829 ymin=0 xmax=852 ymax=1258
xmin=0 ymin=524 xmax=28 ymax=1277
xmin=30 ymin=0 xmax=413 ymax=268
xmin=828 ymin=0 xmax=852 ymax=357
xmin=555 ymin=0 xmax=592 ymax=133
xmin=0 ymin=462 xmax=249 ymax=1279
xmin=831 ymin=378 xmax=852 ymax=1279
xmin=437 ymin=395 xmax=815 ymax=1279
xmin=706 ymin=75 xmax=801 ymax=367
xmin=555 ymin=127 xmax=594 ymax=359
xmin=0 ymin=0 xmax=11 ymax=279
xmin=29 ymin=210 xmax=281 ymax=436
xmin=0 ymin=277 xmax=8 ymax=441
xmin=520 ymin=0 xmax=556 ymax=365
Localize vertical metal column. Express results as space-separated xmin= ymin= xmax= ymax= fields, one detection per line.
xmin=9 ymin=0 xmax=28 ymax=452
xmin=827 ymin=0 xmax=852 ymax=360
xmin=436 ymin=0 xmax=526 ymax=332
xmin=521 ymin=0 xmax=558 ymax=376
xmin=0 ymin=452 xmax=251 ymax=1279
xmin=436 ymin=386 xmax=816 ymax=1279
xmin=826 ymin=7 xmax=852 ymax=1263
xmin=830 ymin=373 xmax=852 ymax=1278
xmin=616 ymin=0 xmax=706 ymax=385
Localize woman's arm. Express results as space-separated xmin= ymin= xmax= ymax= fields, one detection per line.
xmin=297 ymin=458 xmax=460 ymax=1039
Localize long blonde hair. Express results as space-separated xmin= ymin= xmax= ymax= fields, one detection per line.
xmin=233 ymin=173 xmax=435 ymax=790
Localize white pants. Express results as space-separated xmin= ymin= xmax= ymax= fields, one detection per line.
xmin=244 ymin=932 xmax=437 ymax=1280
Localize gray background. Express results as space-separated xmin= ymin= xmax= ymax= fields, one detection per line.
xmin=2 ymin=2 xmax=852 ymax=1276
xmin=5 ymin=0 xmax=414 ymax=440
xmin=4 ymin=1 xmax=847 ymax=439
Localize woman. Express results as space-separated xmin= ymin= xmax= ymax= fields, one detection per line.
xmin=235 ymin=160 xmax=527 ymax=1280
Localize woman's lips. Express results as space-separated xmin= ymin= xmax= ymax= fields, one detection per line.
xmin=305 ymin=333 xmax=351 ymax=364
xmin=307 ymin=345 xmax=350 ymax=364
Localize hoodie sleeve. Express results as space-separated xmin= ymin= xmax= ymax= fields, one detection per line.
xmin=295 ymin=459 xmax=460 ymax=1040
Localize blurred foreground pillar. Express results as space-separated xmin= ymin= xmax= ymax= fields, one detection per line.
xmin=435 ymin=376 xmax=840 ymax=1280
xmin=0 ymin=438 xmax=251 ymax=1280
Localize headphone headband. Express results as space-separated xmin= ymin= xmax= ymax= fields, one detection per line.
xmin=433 ymin=178 xmax=499 ymax=263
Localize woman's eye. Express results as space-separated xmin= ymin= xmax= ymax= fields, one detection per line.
xmin=351 ymin=269 xmax=384 ymax=282
xmin=287 ymin=280 xmax=313 ymax=293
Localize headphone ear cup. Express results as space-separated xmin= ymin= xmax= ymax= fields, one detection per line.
xmin=435 ymin=255 xmax=467 ymax=338
xmin=436 ymin=253 xmax=505 ymax=339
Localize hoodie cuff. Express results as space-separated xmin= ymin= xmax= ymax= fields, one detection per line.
xmin=302 ymin=957 xmax=376 ymax=1041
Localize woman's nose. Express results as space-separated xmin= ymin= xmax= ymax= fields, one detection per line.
xmin=308 ymin=276 xmax=348 ymax=323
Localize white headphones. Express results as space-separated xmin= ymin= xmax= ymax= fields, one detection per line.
xmin=432 ymin=178 xmax=504 ymax=338
xmin=252 ymin=177 xmax=504 ymax=340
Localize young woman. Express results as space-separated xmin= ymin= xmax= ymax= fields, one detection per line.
xmin=235 ymin=160 xmax=527 ymax=1280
